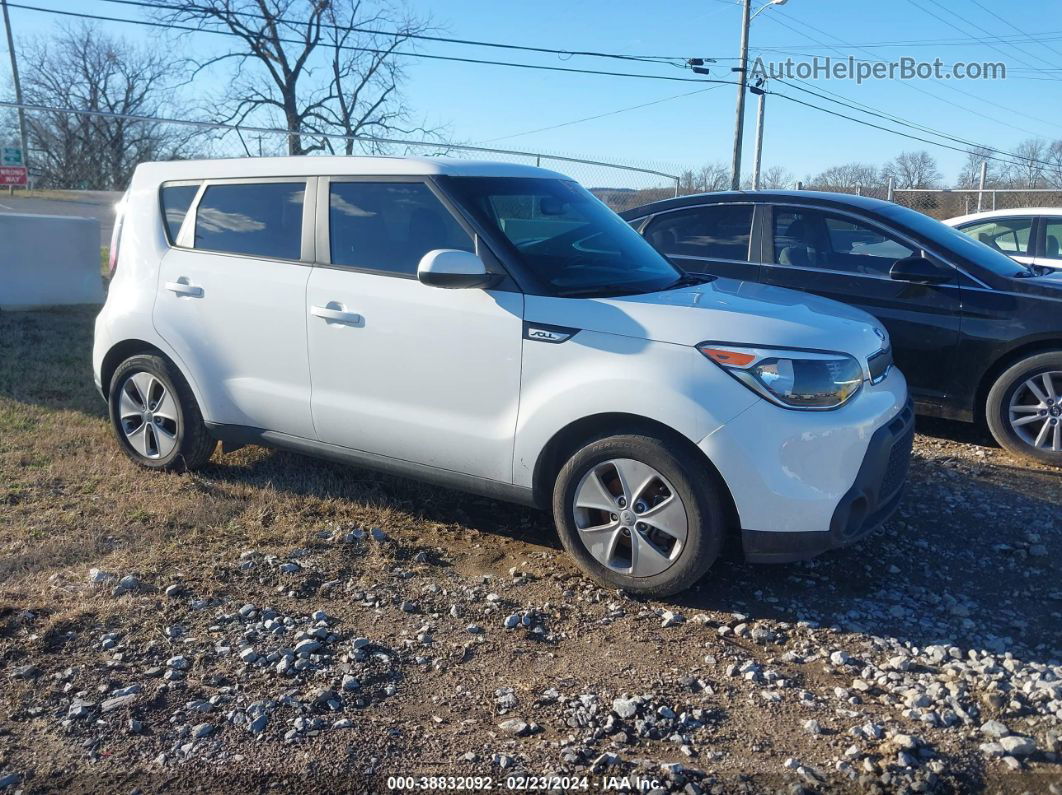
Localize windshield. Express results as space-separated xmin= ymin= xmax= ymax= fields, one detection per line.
xmin=877 ymin=203 xmax=1032 ymax=278
xmin=443 ymin=176 xmax=681 ymax=297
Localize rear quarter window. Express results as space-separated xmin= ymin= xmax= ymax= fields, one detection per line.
xmin=194 ymin=182 xmax=306 ymax=260
xmin=159 ymin=183 xmax=201 ymax=244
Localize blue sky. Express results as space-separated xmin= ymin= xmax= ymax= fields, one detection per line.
xmin=4 ymin=0 xmax=1061 ymax=184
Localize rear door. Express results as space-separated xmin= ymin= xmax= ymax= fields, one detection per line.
xmin=638 ymin=203 xmax=763 ymax=281
xmin=1033 ymin=216 xmax=1062 ymax=270
xmin=305 ymin=177 xmax=523 ymax=481
xmin=761 ymin=204 xmax=962 ymax=406
xmin=153 ymin=178 xmax=316 ymax=438
xmin=955 ymin=215 xmax=1037 ymax=267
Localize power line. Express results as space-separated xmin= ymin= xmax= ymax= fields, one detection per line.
xmin=766 ymin=89 xmax=1051 ymax=170
xmin=968 ymin=0 xmax=1062 ymax=62
xmin=750 ymin=31 xmax=1062 ymax=51
xmin=477 ymin=86 xmax=724 ymax=144
xmin=907 ymin=0 xmax=1041 ymax=71
xmin=758 ymin=8 xmax=1060 ymax=138
xmin=3 ymin=2 xmax=737 ymax=87
xmin=771 ymin=78 xmax=1059 ymax=170
xmin=92 ymin=0 xmax=695 ymax=68
xmin=0 ymin=99 xmax=683 ymax=180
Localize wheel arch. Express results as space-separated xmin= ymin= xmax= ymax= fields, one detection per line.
xmin=100 ymin=339 xmax=174 ymax=397
xmin=531 ymin=412 xmax=740 ymax=533
xmin=975 ymin=338 xmax=1062 ymax=423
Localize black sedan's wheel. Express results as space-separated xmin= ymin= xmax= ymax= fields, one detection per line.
xmin=986 ymin=351 xmax=1062 ymax=467
xmin=108 ymin=354 xmax=216 ymax=471
xmin=552 ymin=430 xmax=725 ymax=597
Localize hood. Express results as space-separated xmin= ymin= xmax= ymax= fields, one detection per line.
xmin=527 ymin=278 xmax=889 ymax=362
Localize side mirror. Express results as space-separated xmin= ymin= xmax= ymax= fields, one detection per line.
xmin=889 ymin=255 xmax=952 ymax=285
xmin=417 ymin=249 xmax=499 ymax=289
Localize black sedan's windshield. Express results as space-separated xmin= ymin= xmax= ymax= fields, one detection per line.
xmin=878 ymin=203 xmax=1033 ymax=278
xmin=444 ymin=176 xmax=681 ymax=297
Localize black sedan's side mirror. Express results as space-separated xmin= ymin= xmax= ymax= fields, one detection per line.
xmin=890 ymin=255 xmax=952 ymax=285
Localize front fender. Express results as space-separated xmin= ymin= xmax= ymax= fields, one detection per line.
xmin=512 ymin=329 xmax=759 ymax=489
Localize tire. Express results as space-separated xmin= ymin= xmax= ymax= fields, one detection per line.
xmin=986 ymin=351 xmax=1062 ymax=468
xmin=552 ymin=430 xmax=726 ymax=597
xmin=108 ymin=354 xmax=216 ymax=471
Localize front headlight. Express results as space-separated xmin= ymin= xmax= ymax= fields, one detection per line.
xmin=699 ymin=344 xmax=864 ymax=410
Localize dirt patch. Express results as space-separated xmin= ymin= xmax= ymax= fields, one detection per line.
xmin=0 ymin=308 xmax=1059 ymax=793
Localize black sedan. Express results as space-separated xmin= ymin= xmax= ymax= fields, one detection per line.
xmin=620 ymin=191 xmax=1062 ymax=467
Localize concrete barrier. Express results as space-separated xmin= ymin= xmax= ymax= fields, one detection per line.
xmin=0 ymin=213 xmax=105 ymax=309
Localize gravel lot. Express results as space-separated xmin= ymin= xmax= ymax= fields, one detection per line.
xmin=0 ymin=308 xmax=1059 ymax=793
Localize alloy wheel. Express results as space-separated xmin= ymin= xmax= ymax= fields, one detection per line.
xmin=572 ymin=458 xmax=689 ymax=578
xmin=118 ymin=371 xmax=180 ymax=459
xmin=1008 ymin=370 xmax=1062 ymax=453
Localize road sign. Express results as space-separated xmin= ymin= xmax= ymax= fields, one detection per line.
xmin=0 ymin=166 xmax=28 ymax=186
xmin=1 ymin=147 xmax=22 ymax=166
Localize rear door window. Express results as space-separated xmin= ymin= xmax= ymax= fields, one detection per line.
xmin=329 ymin=181 xmax=472 ymax=275
xmin=160 ymin=183 xmax=200 ymax=243
xmin=643 ymin=204 xmax=753 ymax=261
xmin=194 ymin=182 xmax=306 ymax=260
xmin=1043 ymin=218 xmax=1062 ymax=261
xmin=957 ymin=217 xmax=1034 ymax=255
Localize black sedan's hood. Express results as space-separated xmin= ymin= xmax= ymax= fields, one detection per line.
xmin=1006 ymin=268 xmax=1062 ymax=297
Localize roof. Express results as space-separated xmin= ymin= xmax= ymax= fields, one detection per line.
xmin=132 ymin=155 xmax=568 ymax=182
xmin=618 ymin=189 xmax=899 ymax=219
xmin=944 ymin=207 xmax=1062 ymax=225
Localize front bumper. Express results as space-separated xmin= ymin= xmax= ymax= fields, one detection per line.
xmin=742 ymin=398 xmax=915 ymax=563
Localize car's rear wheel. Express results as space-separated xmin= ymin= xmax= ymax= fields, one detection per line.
xmin=552 ymin=430 xmax=725 ymax=597
xmin=108 ymin=354 xmax=216 ymax=471
xmin=986 ymin=351 xmax=1062 ymax=467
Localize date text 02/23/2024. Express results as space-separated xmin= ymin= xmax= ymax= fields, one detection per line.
xmin=385 ymin=775 xmax=666 ymax=791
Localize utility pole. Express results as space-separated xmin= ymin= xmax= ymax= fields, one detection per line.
xmin=1 ymin=0 xmax=28 ymax=186
xmin=729 ymin=0 xmax=752 ymax=191
xmin=751 ymin=82 xmax=766 ymax=190
xmin=976 ymin=160 xmax=988 ymax=213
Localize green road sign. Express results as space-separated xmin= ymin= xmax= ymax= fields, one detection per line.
xmin=1 ymin=147 xmax=23 ymax=166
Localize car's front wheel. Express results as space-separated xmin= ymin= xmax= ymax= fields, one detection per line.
xmin=552 ymin=430 xmax=725 ymax=597
xmin=986 ymin=351 xmax=1062 ymax=467
xmin=108 ymin=354 xmax=216 ymax=471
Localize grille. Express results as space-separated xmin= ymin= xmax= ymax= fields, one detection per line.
xmin=867 ymin=347 xmax=893 ymax=384
xmin=882 ymin=424 xmax=914 ymax=500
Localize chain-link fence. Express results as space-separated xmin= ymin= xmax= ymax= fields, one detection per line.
xmin=889 ymin=188 xmax=1062 ymax=219
xmin=1 ymin=101 xmax=681 ymax=213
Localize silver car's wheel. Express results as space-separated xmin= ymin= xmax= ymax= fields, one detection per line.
xmin=118 ymin=371 xmax=180 ymax=459
xmin=1008 ymin=370 xmax=1062 ymax=453
xmin=572 ymin=457 xmax=689 ymax=578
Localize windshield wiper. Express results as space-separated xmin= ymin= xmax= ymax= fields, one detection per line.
xmin=553 ymin=285 xmax=651 ymax=298
xmin=664 ymin=272 xmax=713 ymax=290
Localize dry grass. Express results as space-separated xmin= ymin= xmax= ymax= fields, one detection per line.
xmin=0 ymin=307 xmax=539 ymax=608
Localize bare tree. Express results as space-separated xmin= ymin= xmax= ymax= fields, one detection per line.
xmin=881 ymin=150 xmax=941 ymax=189
xmin=166 ymin=0 xmax=436 ymax=156
xmin=1005 ymin=138 xmax=1048 ymax=188
xmin=19 ymin=23 xmax=195 ymax=190
xmin=1046 ymin=140 xmax=1062 ymax=189
xmin=741 ymin=165 xmax=792 ymax=190
xmin=808 ymin=162 xmax=881 ymax=193
xmin=957 ymin=146 xmax=1000 ymax=188
xmin=678 ymin=162 xmax=729 ymax=195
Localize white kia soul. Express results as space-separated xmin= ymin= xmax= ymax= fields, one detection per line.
xmin=94 ymin=157 xmax=913 ymax=596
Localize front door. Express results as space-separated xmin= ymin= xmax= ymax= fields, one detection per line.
xmin=305 ymin=178 xmax=524 ymax=481
xmin=153 ymin=179 xmax=315 ymax=439
xmin=761 ymin=204 xmax=962 ymax=407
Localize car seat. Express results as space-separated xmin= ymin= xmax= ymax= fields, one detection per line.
xmin=778 ymin=219 xmax=819 ymax=267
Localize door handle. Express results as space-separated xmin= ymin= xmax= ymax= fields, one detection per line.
xmin=165 ymin=281 xmax=204 ymax=298
xmin=310 ymin=305 xmax=363 ymax=325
